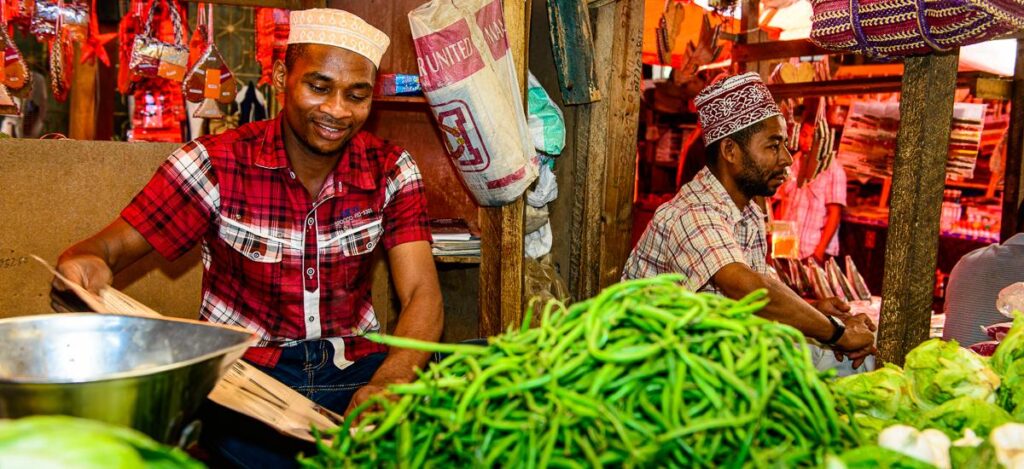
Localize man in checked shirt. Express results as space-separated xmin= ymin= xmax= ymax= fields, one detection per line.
xmin=624 ymin=73 xmax=876 ymax=368
xmin=53 ymin=9 xmax=440 ymax=467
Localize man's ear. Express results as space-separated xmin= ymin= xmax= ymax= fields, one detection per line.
xmin=272 ymin=59 xmax=287 ymax=94
xmin=719 ymin=137 xmax=742 ymax=165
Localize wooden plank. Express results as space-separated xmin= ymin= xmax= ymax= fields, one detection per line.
xmin=596 ymin=0 xmax=644 ymax=288
xmin=479 ymin=0 xmax=530 ymax=337
xmin=69 ymin=44 xmax=98 ymax=141
xmin=876 ymin=52 xmax=960 ymax=366
xmin=546 ymin=0 xmax=602 ymax=105
xmin=768 ymin=74 xmax=976 ymax=100
xmin=1001 ymin=40 xmax=1024 ymax=242
xmin=731 ymin=39 xmax=829 ymax=63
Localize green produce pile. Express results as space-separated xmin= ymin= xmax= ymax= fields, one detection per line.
xmin=0 ymin=415 xmax=203 ymax=468
xmin=832 ymin=337 xmax=1004 ymax=442
xmin=302 ymin=274 xmax=853 ymax=468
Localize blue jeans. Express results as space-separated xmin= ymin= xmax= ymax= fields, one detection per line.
xmin=199 ymin=341 xmax=387 ymax=469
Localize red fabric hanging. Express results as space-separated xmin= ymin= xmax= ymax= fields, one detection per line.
xmin=254 ymin=7 xmax=288 ymax=86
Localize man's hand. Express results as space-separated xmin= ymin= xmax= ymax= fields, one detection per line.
xmin=814 ymin=297 xmax=852 ymax=321
xmin=834 ymin=313 xmax=877 ymax=369
xmin=343 ymin=379 xmax=404 ymax=421
xmin=54 ymin=253 xmax=113 ymax=295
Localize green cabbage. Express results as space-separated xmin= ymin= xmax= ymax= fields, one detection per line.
xmin=992 ymin=315 xmax=1024 ymax=417
xmin=917 ymin=396 xmax=1012 ymax=439
xmin=833 ymin=364 xmax=912 ymax=421
xmin=828 ymin=446 xmax=939 ymax=469
xmin=904 ymin=339 xmax=1000 ymax=410
xmin=0 ymin=416 xmax=203 ymax=469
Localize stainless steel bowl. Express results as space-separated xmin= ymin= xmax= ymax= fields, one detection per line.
xmin=0 ymin=313 xmax=254 ymax=443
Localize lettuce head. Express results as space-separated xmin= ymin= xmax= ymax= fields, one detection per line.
xmin=833 ymin=364 xmax=912 ymax=420
xmin=917 ymin=396 xmax=1012 ymax=439
xmin=905 ymin=339 xmax=1000 ymax=410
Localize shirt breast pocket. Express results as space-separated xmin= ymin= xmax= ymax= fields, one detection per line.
xmin=218 ymin=217 xmax=286 ymax=264
xmin=329 ymin=218 xmax=383 ymax=257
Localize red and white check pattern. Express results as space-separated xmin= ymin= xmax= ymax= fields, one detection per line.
xmin=623 ymin=168 xmax=770 ymax=293
xmin=121 ymin=115 xmax=431 ymax=367
xmin=776 ymin=160 xmax=847 ymax=259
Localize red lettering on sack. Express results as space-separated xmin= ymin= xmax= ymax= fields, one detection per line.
xmin=475 ymin=0 xmax=509 ymax=61
xmin=414 ymin=19 xmax=485 ymax=92
xmin=486 ymin=166 xmax=526 ymax=189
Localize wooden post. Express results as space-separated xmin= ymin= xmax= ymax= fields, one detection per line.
xmin=876 ymin=52 xmax=959 ymax=365
xmin=478 ymin=0 xmax=530 ymax=336
xmin=69 ymin=44 xmax=98 ymax=141
xmin=1001 ymin=40 xmax=1024 ymax=241
xmin=568 ymin=0 xmax=644 ymax=298
xmin=546 ymin=0 xmax=601 ymax=105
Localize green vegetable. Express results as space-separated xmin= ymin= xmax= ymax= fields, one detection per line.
xmin=828 ymin=446 xmax=939 ymax=469
xmin=0 ymin=416 xmax=203 ymax=469
xmin=301 ymin=274 xmax=852 ymax=468
xmin=992 ymin=315 xmax=1024 ymax=418
xmin=904 ymin=339 xmax=1000 ymax=410
xmin=917 ymin=396 xmax=1011 ymax=439
xmin=833 ymin=364 xmax=912 ymax=421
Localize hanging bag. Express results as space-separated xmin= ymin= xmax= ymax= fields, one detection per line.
xmin=129 ymin=0 xmax=188 ymax=82
xmin=809 ymin=0 xmax=1024 ymax=60
xmin=183 ymin=4 xmax=238 ymax=119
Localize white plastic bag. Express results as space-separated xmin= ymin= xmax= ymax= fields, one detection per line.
xmin=409 ymin=0 xmax=537 ymax=206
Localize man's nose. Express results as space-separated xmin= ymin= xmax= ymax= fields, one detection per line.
xmin=320 ymin=92 xmax=353 ymax=120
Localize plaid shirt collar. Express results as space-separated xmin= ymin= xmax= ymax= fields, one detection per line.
xmin=251 ymin=115 xmax=379 ymax=196
xmin=695 ymin=167 xmax=764 ymax=224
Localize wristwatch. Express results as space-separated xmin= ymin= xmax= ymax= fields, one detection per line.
xmin=824 ymin=315 xmax=846 ymax=346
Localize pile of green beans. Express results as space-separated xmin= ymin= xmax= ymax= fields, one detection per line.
xmin=302 ymin=274 xmax=852 ymax=468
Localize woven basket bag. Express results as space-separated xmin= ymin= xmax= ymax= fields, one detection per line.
xmin=810 ymin=0 xmax=1024 ymax=59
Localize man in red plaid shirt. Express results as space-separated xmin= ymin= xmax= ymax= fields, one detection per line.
xmin=624 ymin=73 xmax=876 ymax=369
xmin=54 ymin=8 xmax=441 ymax=466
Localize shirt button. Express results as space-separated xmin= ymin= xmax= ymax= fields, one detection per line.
xmin=308 ymin=316 xmax=315 ymax=322
xmin=367 ymin=241 xmax=375 ymax=249
xmin=306 ymin=267 xmax=315 ymax=277
xmin=250 ymin=252 xmax=261 ymax=260
xmin=307 ymin=217 xmax=315 ymax=226
xmin=289 ymin=171 xmax=296 ymax=179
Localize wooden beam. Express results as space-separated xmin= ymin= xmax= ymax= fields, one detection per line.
xmin=568 ymin=0 xmax=643 ymax=298
xmin=768 ymin=74 xmax=978 ymax=100
xmin=596 ymin=0 xmax=644 ymax=288
xmin=1001 ymin=40 xmax=1024 ymax=242
xmin=69 ymin=44 xmax=98 ymax=141
xmin=876 ymin=52 xmax=960 ymax=366
xmin=479 ymin=0 xmax=530 ymax=337
xmin=731 ymin=39 xmax=829 ymax=64
xmin=546 ymin=0 xmax=602 ymax=105
xmin=181 ymin=0 xmax=324 ymax=8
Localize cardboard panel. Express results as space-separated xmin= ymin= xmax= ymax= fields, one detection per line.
xmin=0 ymin=140 xmax=203 ymax=319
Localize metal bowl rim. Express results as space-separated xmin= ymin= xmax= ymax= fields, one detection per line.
xmin=0 ymin=313 xmax=255 ymax=385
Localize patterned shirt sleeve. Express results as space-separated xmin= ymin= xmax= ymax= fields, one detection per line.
xmin=673 ymin=204 xmax=748 ymax=292
xmin=382 ymin=151 xmax=432 ymax=249
xmin=824 ymin=163 xmax=848 ymax=207
xmin=120 ymin=141 xmax=219 ymax=261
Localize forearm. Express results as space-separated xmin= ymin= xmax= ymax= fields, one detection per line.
xmin=714 ymin=264 xmax=833 ymax=342
xmin=370 ymin=286 xmax=443 ymax=384
xmin=59 ymin=218 xmax=150 ymax=273
xmin=816 ymin=205 xmax=842 ymax=253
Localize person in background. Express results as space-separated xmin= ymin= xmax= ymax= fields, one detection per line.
xmin=775 ymin=104 xmax=848 ymax=264
xmin=943 ymin=204 xmax=1024 ymax=347
xmin=52 ymin=9 xmax=442 ymax=468
xmin=622 ymin=72 xmax=875 ymax=368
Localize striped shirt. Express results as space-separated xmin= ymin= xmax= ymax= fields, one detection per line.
xmin=121 ymin=115 xmax=431 ymax=367
xmin=943 ymin=234 xmax=1024 ymax=346
xmin=623 ymin=167 xmax=770 ymax=293
xmin=776 ymin=160 xmax=847 ymax=259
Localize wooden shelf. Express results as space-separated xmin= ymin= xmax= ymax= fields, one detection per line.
xmin=374 ymin=95 xmax=428 ymax=105
xmin=434 ymin=255 xmax=481 ymax=265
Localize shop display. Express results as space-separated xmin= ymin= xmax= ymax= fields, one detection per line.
xmin=48 ymin=24 xmax=70 ymax=102
xmin=79 ymin=0 xmax=114 ymax=66
xmin=837 ymin=101 xmax=987 ymax=181
xmin=30 ymin=0 xmax=87 ymax=40
xmin=254 ymin=7 xmax=288 ymax=87
xmin=305 ymin=275 xmax=852 ymax=467
xmin=128 ymin=0 xmax=188 ymax=83
xmin=182 ymin=4 xmax=237 ymax=119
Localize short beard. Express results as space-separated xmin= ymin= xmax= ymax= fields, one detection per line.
xmin=734 ymin=147 xmax=778 ymax=198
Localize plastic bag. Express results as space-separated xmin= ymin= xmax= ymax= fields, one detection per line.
xmin=409 ymin=0 xmax=537 ymax=206
xmin=527 ymin=72 xmax=565 ymax=156
xmin=523 ymin=254 xmax=570 ymax=318
xmin=998 ymin=283 xmax=1024 ymax=319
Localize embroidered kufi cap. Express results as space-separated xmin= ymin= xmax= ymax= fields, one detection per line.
xmin=288 ymin=9 xmax=390 ymax=68
xmin=694 ymin=72 xmax=781 ymax=146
